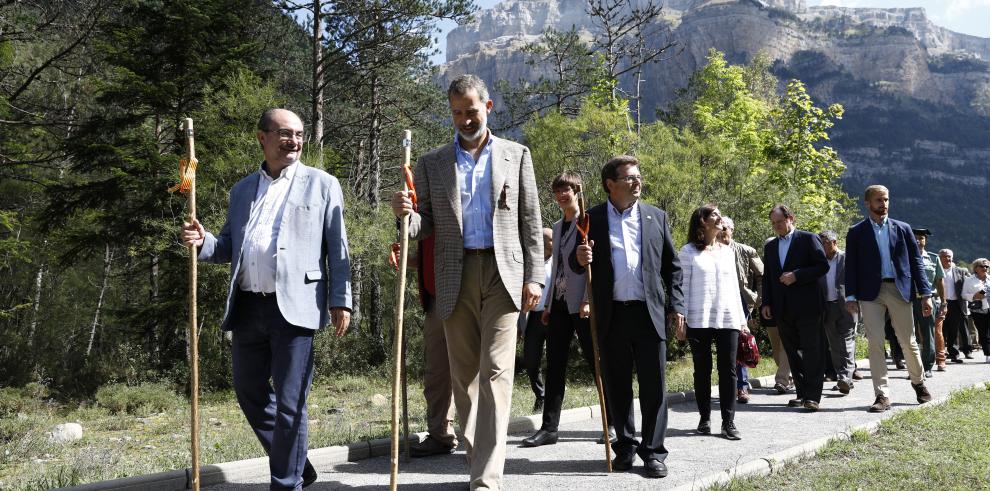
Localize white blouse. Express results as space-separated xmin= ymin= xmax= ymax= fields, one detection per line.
xmin=961 ymin=274 xmax=990 ymax=312
xmin=678 ymin=243 xmax=747 ymax=330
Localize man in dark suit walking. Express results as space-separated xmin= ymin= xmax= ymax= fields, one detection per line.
xmin=845 ymin=185 xmax=933 ymax=413
xmin=939 ymin=248 xmax=972 ymax=364
xmin=760 ymin=204 xmax=829 ymax=411
xmin=573 ymin=155 xmax=684 ymax=478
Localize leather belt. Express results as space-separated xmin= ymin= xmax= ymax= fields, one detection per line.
xmin=613 ymin=300 xmax=646 ymax=307
xmin=464 ymin=247 xmax=495 ymax=255
xmin=241 ymin=290 xmax=275 ymax=298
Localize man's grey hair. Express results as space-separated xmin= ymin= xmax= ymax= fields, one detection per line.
xmin=939 ymin=248 xmax=954 ymax=257
xmin=448 ymin=74 xmax=489 ymax=102
xmin=819 ymin=230 xmax=838 ymax=242
xmin=721 ymin=216 xmax=734 ymax=230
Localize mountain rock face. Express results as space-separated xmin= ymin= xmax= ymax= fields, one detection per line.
xmin=441 ymin=0 xmax=990 ymax=259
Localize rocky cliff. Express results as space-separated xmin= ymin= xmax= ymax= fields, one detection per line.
xmin=441 ymin=0 xmax=990 ymax=259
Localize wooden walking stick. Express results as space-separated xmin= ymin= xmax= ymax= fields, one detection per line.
xmin=390 ymin=129 xmax=414 ymax=491
xmin=168 ymin=118 xmax=201 ymax=490
xmin=575 ymin=184 xmax=613 ymax=473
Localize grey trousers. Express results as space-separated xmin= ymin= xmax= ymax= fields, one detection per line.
xmin=822 ymin=300 xmax=857 ymax=384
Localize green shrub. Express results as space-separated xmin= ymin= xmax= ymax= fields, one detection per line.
xmin=94 ymin=382 xmax=183 ymax=416
xmin=0 ymin=385 xmax=48 ymax=418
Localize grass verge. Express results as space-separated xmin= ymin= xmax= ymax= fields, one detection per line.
xmin=713 ymin=382 xmax=990 ymax=490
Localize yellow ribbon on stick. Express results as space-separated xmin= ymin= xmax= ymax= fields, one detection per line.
xmin=168 ymin=157 xmax=198 ymax=194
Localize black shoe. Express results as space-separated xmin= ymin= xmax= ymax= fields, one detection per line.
xmin=409 ymin=435 xmax=456 ymax=457
xmin=644 ymin=458 xmax=668 ymax=478
xmin=964 ymin=353 xmax=974 ymax=359
xmin=532 ymin=397 xmax=544 ymax=412
xmin=787 ymin=398 xmax=803 ymax=408
xmin=912 ymin=382 xmax=933 ymax=404
xmin=597 ymin=426 xmax=617 ymax=444
xmin=852 ymin=370 xmax=864 ymax=380
xmin=521 ymin=429 xmax=558 ymax=447
xmin=697 ymin=419 xmax=711 ymax=435
xmin=612 ymin=452 xmax=635 ymax=471
xmin=894 ymin=359 xmax=906 ymax=370
xmin=721 ymin=421 xmax=741 ymax=440
xmin=302 ymin=459 xmax=318 ymax=488
xmin=951 ymin=357 xmax=964 ymax=364
xmin=803 ymin=400 xmax=820 ymax=412
xmin=773 ymin=383 xmax=788 ymax=394
xmin=837 ymin=380 xmax=851 ymax=395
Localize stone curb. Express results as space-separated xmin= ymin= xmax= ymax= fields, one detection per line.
xmin=670 ymin=379 xmax=990 ymax=491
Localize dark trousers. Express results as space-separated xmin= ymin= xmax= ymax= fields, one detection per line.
xmin=230 ymin=293 xmax=315 ymax=491
xmin=777 ymin=311 xmax=824 ymax=403
xmin=944 ymin=300 xmax=971 ymax=359
xmin=522 ymin=310 xmax=547 ymax=400
xmin=885 ymin=317 xmax=904 ymax=362
xmin=972 ymin=312 xmax=990 ymax=356
xmin=602 ymin=302 xmax=668 ymax=462
xmin=541 ymin=298 xmax=608 ymax=431
xmin=686 ymin=327 xmax=739 ymax=423
xmin=914 ymin=298 xmax=938 ymax=370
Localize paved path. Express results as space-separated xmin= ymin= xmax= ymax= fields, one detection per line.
xmin=206 ymin=359 xmax=990 ymax=490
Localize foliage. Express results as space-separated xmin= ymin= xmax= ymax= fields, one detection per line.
xmin=94 ymin=382 xmax=183 ymax=416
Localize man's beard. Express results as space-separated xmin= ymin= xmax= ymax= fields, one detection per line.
xmin=457 ymin=123 xmax=487 ymax=142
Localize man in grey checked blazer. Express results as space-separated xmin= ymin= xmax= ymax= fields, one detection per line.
xmin=391 ymin=74 xmax=543 ymax=490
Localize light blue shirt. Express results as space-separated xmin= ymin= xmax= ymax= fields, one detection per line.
xmin=454 ymin=134 xmax=494 ymax=249
xmin=777 ymin=229 xmax=794 ymax=269
xmin=871 ymin=217 xmax=895 ymax=279
xmin=607 ymin=200 xmax=645 ymax=302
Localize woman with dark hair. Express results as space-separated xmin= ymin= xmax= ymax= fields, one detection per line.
xmin=676 ymin=204 xmax=748 ymax=440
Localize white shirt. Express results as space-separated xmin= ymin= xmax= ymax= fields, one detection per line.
xmin=825 ymin=254 xmax=839 ymax=301
xmin=944 ymin=265 xmax=958 ymax=300
xmin=607 ymin=200 xmax=645 ymax=302
xmin=962 ymin=275 xmax=990 ymax=312
xmin=238 ymin=162 xmax=298 ymax=293
xmin=536 ymin=258 xmax=552 ymax=313
xmin=678 ymin=243 xmax=746 ymax=330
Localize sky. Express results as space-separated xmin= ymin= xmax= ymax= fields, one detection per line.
xmin=431 ymin=0 xmax=990 ymax=65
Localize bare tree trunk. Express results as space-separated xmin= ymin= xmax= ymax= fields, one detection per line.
xmin=27 ymin=240 xmax=48 ymax=349
xmin=312 ymin=0 xmax=325 ymax=163
xmin=86 ymin=245 xmax=114 ymax=358
xmin=369 ymin=269 xmax=385 ymax=362
xmin=351 ymin=256 xmax=363 ymax=328
xmin=367 ymin=73 xmax=382 ymax=205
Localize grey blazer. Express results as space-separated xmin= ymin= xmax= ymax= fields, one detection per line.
xmin=543 ymin=218 xmax=586 ymax=314
xmin=948 ymin=265 xmax=971 ymax=315
xmin=198 ymin=163 xmax=352 ymax=330
xmin=832 ymin=250 xmax=847 ymax=301
xmin=407 ymin=136 xmax=543 ymax=319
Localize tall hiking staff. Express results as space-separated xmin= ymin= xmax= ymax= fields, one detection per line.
xmin=389 ymin=130 xmax=415 ymax=490
xmin=168 ymin=118 xmax=201 ymax=490
xmin=575 ymin=183 xmax=613 ymax=472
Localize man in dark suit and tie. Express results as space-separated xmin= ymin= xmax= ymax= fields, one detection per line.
xmin=844 ymin=185 xmax=933 ymax=412
xmin=760 ymin=204 xmax=829 ymax=411
xmin=573 ymin=155 xmax=684 ymax=478
xmin=181 ymin=108 xmax=351 ymax=489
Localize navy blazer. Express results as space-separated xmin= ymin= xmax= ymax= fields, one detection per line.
xmin=844 ymin=217 xmax=932 ymax=303
xmin=569 ymin=201 xmax=684 ymax=340
xmin=761 ymin=230 xmax=829 ymax=319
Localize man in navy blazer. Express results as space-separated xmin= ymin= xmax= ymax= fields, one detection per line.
xmin=844 ymin=185 xmax=932 ymax=413
xmin=760 ymin=204 xmax=829 ymax=411
xmin=182 ymin=108 xmax=351 ymax=490
xmin=573 ymin=155 xmax=684 ymax=478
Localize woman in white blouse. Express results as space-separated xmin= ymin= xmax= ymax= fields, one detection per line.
xmin=961 ymin=257 xmax=990 ymax=363
xmin=676 ymin=204 xmax=749 ymax=440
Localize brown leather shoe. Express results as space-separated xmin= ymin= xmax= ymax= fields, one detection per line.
xmin=836 ymin=380 xmax=852 ymax=395
xmin=736 ymin=389 xmax=750 ymax=404
xmin=409 ymin=435 xmax=456 ymax=457
xmin=803 ymin=400 xmax=820 ymax=412
xmin=787 ymin=398 xmax=803 ymax=408
xmin=868 ymin=395 xmax=891 ymax=412
xmin=852 ymin=370 xmax=864 ymax=380
xmin=912 ymin=382 xmax=933 ymax=403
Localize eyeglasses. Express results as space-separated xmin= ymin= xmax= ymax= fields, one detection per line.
xmin=267 ymin=129 xmax=305 ymax=141
xmin=614 ymin=175 xmax=643 ymax=184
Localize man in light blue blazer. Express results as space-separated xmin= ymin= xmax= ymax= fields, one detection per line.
xmin=182 ymin=108 xmax=351 ymax=490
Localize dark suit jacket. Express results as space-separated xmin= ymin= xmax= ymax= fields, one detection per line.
xmin=844 ymin=218 xmax=932 ymax=303
xmin=761 ymin=230 xmax=829 ymax=319
xmin=569 ymin=201 xmax=684 ymax=340
xmin=947 ymin=264 xmax=971 ymax=315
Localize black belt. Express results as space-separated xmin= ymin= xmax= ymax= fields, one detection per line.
xmin=613 ymin=300 xmax=646 ymax=307
xmin=240 ymin=290 xmax=275 ymax=298
xmin=881 ymin=278 xmax=895 ymax=283
xmin=464 ymin=247 xmax=495 ymax=255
